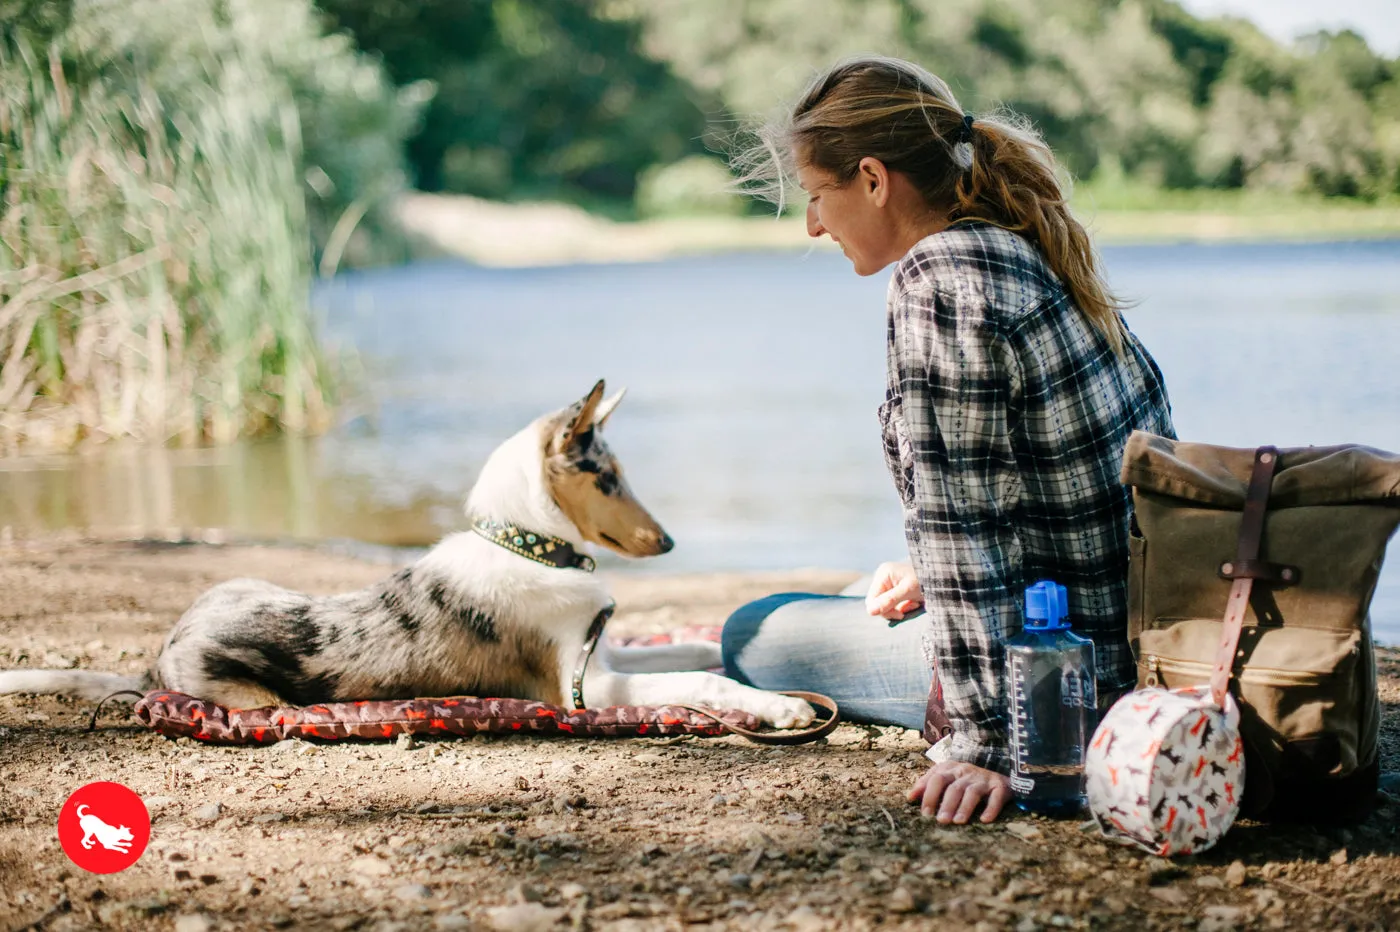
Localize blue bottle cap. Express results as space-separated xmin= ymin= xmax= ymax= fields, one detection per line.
xmin=1024 ymin=580 xmax=1070 ymax=630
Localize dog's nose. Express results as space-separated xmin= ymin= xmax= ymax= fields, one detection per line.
xmin=657 ymin=532 xmax=675 ymax=554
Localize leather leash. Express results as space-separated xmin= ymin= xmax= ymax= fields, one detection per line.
xmin=671 ymin=691 xmax=842 ymax=746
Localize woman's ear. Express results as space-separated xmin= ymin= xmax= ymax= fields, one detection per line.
xmin=857 ymin=156 xmax=892 ymax=207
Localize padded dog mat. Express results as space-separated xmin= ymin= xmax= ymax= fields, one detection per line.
xmin=132 ymin=626 xmax=761 ymax=744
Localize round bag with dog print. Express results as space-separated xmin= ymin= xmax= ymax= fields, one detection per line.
xmin=1085 ymin=685 xmax=1244 ymax=856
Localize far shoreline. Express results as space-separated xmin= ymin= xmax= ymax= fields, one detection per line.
xmin=391 ymin=191 xmax=1400 ymax=269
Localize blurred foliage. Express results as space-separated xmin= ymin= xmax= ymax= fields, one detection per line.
xmin=314 ymin=0 xmax=711 ymax=205
xmin=636 ymin=156 xmax=745 ymax=218
xmin=605 ymin=0 xmax=1399 ymax=201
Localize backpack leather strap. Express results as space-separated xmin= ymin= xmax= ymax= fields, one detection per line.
xmin=1209 ymin=446 xmax=1280 ymax=707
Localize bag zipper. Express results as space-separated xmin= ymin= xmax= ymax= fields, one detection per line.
xmin=1143 ymin=653 xmax=1337 ymax=689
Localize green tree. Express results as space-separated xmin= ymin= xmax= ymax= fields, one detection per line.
xmin=316 ymin=0 xmax=709 ymax=206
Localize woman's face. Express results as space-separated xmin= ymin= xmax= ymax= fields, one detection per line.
xmin=797 ymin=159 xmax=901 ymax=277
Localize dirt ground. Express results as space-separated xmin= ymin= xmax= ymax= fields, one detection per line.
xmin=2 ymin=537 xmax=1399 ymax=932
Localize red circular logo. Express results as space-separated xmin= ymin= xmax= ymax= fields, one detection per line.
xmin=57 ymin=782 xmax=150 ymax=874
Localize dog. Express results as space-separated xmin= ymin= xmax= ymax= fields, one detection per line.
xmin=76 ymin=804 xmax=135 ymax=853
xmin=0 ymin=381 xmax=815 ymax=729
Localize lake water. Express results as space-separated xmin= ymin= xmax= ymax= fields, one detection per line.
xmin=2 ymin=239 xmax=1399 ymax=639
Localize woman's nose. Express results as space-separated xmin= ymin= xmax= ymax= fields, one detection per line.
xmin=806 ymin=202 xmax=824 ymax=238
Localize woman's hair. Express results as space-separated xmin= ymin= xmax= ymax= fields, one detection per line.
xmin=733 ymin=55 xmax=1127 ymax=352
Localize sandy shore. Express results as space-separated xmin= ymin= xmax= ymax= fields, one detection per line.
xmin=2 ymin=537 xmax=1399 ymax=931
xmin=392 ymin=192 xmax=1400 ymax=268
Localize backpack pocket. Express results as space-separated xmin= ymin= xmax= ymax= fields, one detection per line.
xmin=1137 ymin=620 xmax=1368 ymax=811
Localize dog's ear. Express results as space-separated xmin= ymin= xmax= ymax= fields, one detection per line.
xmin=595 ymin=387 xmax=627 ymax=430
xmin=563 ymin=379 xmax=606 ymax=444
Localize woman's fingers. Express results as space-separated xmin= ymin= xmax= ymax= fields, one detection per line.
xmin=980 ymin=780 xmax=1013 ymax=823
xmin=935 ymin=777 xmax=970 ymax=823
xmin=918 ymin=769 xmax=954 ymax=817
xmin=951 ymin=779 xmax=987 ymax=824
xmin=867 ymin=574 xmax=921 ymax=618
xmin=907 ymin=768 xmax=932 ymax=802
xmin=909 ymin=764 xmax=1013 ymax=825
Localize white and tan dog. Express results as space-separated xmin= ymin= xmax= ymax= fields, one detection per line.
xmin=0 ymin=381 xmax=815 ymax=728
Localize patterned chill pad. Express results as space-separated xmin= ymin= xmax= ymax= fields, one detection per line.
xmin=133 ymin=626 xmax=758 ymax=744
xmin=1086 ymin=685 xmax=1245 ymax=856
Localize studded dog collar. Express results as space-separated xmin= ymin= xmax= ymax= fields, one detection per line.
xmin=470 ymin=515 xmax=597 ymax=572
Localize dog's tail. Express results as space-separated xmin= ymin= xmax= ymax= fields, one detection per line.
xmin=0 ymin=669 xmax=146 ymax=701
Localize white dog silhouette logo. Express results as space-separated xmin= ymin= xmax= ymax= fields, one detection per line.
xmin=59 ymin=781 xmax=149 ymax=873
xmin=75 ymin=803 xmax=135 ymax=853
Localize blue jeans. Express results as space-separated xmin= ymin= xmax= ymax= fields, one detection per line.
xmin=721 ymin=592 xmax=934 ymax=730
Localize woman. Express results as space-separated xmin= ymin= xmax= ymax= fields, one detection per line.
xmin=721 ymin=56 xmax=1174 ymax=825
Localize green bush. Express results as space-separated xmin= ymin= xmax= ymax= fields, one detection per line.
xmin=636 ymin=156 xmax=746 ymax=218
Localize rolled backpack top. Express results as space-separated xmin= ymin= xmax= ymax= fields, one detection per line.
xmin=1118 ymin=433 xmax=1400 ymax=821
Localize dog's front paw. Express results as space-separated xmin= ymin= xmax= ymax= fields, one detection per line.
xmin=759 ymin=693 xmax=816 ymax=729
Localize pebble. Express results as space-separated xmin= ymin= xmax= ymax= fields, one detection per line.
xmin=511 ymin=883 xmax=544 ymax=903
xmin=1147 ymin=858 xmax=1186 ymax=885
xmin=887 ymin=886 xmax=917 ymax=913
xmin=433 ymin=917 xmax=475 ymax=931
xmin=351 ymin=856 xmax=393 ymax=877
xmin=172 ymin=915 xmax=212 ymax=932
xmin=1225 ymin=861 xmax=1248 ymax=887
xmin=252 ymin=812 xmax=287 ymax=824
xmin=1199 ymin=905 xmax=1245 ymax=932
xmin=396 ymin=733 xmax=417 ymax=751
xmin=1330 ymin=848 xmax=1349 ymax=865
xmin=484 ymin=903 xmax=567 ymax=932
xmin=1194 ymin=875 xmax=1226 ymax=889
xmin=191 ymin=803 xmax=222 ymax=823
xmin=559 ymin=883 xmax=587 ymax=900
xmin=1004 ymin=822 xmax=1042 ymax=840
xmin=999 ymin=879 xmax=1035 ymax=902
xmin=1149 ymin=887 xmax=1189 ymax=906
xmin=782 ymin=906 xmax=826 ymax=932
xmin=944 ymin=897 xmax=982 ymax=923
xmin=393 ymin=883 xmax=432 ymax=901
xmin=727 ymin=873 xmax=752 ymax=890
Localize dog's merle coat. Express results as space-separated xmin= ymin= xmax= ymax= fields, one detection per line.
xmin=157 ymin=562 xmax=561 ymax=709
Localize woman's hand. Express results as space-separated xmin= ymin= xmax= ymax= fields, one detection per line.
xmin=907 ymin=761 xmax=1013 ymax=824
xmin=865 ymin=561 xmax=925 ymax=620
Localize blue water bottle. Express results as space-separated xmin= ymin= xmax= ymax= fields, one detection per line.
xmin=1005 ymin=581 xmax=1097 ymax=814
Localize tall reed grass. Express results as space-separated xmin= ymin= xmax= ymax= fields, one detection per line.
xmin=0 ymin=1 xmax=425 ymax=453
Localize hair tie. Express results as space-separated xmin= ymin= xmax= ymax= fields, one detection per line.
xmin=958 ymin=113 xmax=975 ymax=144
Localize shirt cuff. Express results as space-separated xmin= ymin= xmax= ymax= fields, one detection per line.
xmin=925 ymin=731 xmax=1012 ymax=776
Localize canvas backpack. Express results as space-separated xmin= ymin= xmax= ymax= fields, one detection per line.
xmin=1120 ymin=431 xmax=1400 ymax=819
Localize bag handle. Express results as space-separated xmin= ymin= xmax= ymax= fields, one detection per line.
xmin=1208 ymin=446 xmax=1280 ymax=707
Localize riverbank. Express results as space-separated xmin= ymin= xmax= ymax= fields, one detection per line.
xmin=2 ymin=536 xmax=1399 ymax=930
xmin=392 ymin=191 xmax=1400 ymax=268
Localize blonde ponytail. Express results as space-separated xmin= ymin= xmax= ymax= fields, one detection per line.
xmin=737 ymin=56 xmax=1128 ymax=354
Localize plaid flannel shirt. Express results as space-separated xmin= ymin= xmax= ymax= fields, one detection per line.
xmin=879 ymin=221 xmax=1174 ymax=774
